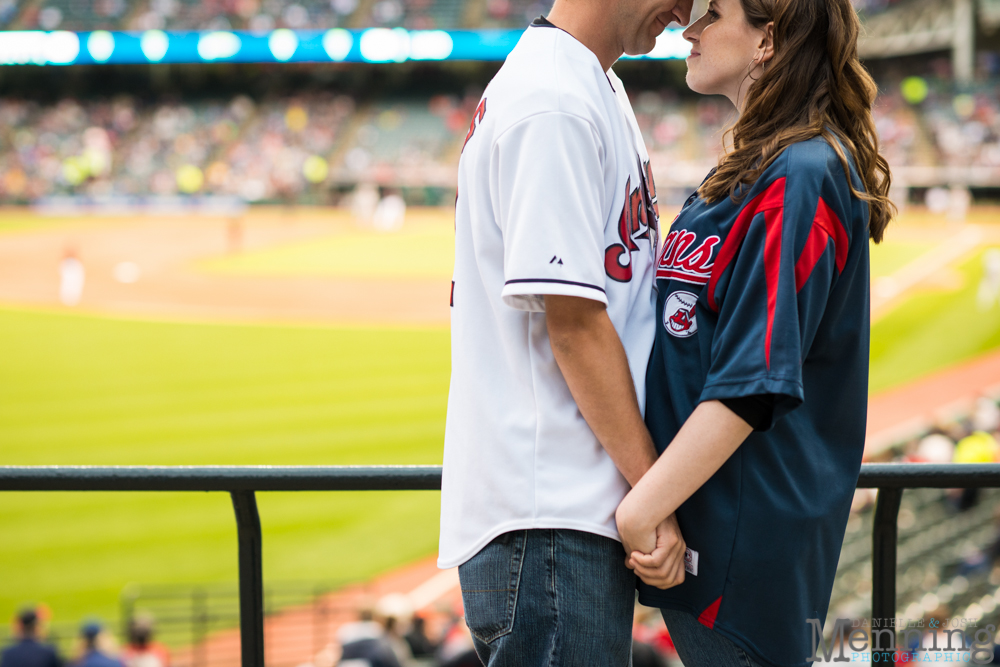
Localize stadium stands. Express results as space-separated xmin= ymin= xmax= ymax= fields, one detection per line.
xmin=3 ymin=75 xmax=1000 ymax=205
xmin=3 ymin=0 xmax=556 ymax=31
xmin=829 ymin=402 xmax=1000 ymax=645
xmin=0 ymin=0 xmax=938 ymax=31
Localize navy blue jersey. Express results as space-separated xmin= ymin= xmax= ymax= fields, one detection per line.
xmin=639 ymin=137 xmax=871 ymax=667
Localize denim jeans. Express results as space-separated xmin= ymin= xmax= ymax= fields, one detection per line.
xmin=458 ymin=529 xmax=635 ymax=667
xmin=661 ymin=609 xmax=766 ymax=667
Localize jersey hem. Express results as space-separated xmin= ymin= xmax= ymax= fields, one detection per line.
xmin=642 ymin=603 xmax=799 ymax=667
xmin=501 ymin=279 xmax=609 ymax=310
xmin=438 ymin=519 xmax=621 ymax=569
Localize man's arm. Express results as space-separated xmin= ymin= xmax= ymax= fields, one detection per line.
xmin=615 ymin=399 xmax=752 ymax=588
xmin=545 ymin=295 xmax=685 ymax=582
xmin=544 ymin=294 xmax=656 ymax=486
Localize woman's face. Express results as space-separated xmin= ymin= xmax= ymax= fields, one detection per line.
xmin=682 ymin=0 xmax=769 ymax=108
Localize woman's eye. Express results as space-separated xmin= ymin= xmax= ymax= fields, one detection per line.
xmin=707 ymin=9 xmax=720 ymax=20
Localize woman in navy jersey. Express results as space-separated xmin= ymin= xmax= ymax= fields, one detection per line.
xmin=614 ymin=0 xmax=895 ymax=664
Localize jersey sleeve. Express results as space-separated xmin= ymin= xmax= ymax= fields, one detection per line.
xmin=700 ymin=146 xmax=856 ymax=429
xmin=494 ymin=111 xmax=608 ymax=312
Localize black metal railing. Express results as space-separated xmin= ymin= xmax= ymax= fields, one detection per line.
xmin=3 ymin=462 xmax=1000 ymax=664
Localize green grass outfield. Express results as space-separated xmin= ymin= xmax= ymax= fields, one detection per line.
xmin=0 ymin=311 xmax=449 ymax=629
xmin=2 ymin=228 xmax=999 ymax=636
xmin=870 ymin=244 xmax=1000 ymax=392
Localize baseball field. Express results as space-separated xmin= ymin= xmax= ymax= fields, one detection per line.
xmin=1 ymin=206 xmax=998 ymax=633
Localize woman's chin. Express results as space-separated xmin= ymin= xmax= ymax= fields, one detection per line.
xmin=684 ymin=73 xmax=711 ymax=95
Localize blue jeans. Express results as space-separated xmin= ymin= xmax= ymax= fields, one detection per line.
xmin=661 ymin=609 xmax=766 ymax=667
xmin=459 ymin=529 xmax=635 ymax=667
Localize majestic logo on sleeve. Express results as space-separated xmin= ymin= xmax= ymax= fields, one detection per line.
xmin=604 ymin=160 xmax=659 ymax=283
xmin=656 ymin=230 xmax=721 ymax=285
xmin=663 ymin=290 xmax=699 ymax=338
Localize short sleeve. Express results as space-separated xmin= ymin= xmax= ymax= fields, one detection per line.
xmin=699 ymin=146 xmax=855 ymax=429
xmin=495 ymin=112 xmax=608 ymax=312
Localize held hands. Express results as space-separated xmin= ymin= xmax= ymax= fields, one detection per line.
xmin=616 ymin=495 xmax=686 ymax=590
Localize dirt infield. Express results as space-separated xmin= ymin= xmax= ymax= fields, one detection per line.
xmin=866 ymin=347 xmax=1000 ymax=455
xmin=0 ymin=207 xmax=453 ymax=327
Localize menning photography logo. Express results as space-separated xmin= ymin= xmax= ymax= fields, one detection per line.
xmin=807 ymin=617 xmax=998 ymax=663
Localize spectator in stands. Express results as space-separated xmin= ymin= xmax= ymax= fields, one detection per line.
xmin=121 ymin=616 xmax=169 ymax=667
xmin=401 ymin=614 xmax=436 ymax=659
xmin=954 ymin=430 xmax=999 ymax=465
xmin=913 ymin=433 xmax=956 ymax=464
xmin=372 ymin=594 xmax=413 ymax=666
xmin=336 ymin=600 xmax=402 ymax=667
xmin=73 ymin=623 xmax=123 ymax=667
xmin=433 ymin=615 xmax=478 ymax=667
xmin=0 ymin=608 xmax=61 ymax=667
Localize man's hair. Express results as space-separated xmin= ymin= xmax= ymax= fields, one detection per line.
xmin=18 ymin=609 xmax=38 ymax=635
xmin=698 ymin=0 xmax=895 ymax=243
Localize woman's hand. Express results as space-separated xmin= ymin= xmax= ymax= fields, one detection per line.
xmin=613 ymin=400 xmax=753 ymax=587
xmin=615 ymin=488 xmax=658 ymax=558
xmin=629 ymin=514 xmax=686 ymax=589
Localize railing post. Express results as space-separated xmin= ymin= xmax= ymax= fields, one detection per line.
xmin=871 ymin=487 xmax=902 ymax=660
xmin=231 ymin=491 xmax=264 ymax=667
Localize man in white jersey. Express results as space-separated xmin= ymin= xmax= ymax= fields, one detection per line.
xmin=439 ymin=0 xmax=693 ymax=664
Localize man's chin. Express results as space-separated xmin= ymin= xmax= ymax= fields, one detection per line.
xmin=623 ymin=36 xmax=658 ymax=58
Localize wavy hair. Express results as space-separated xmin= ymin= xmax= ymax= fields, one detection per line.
xmin=698 ymin=0 xmax=895 ymax=242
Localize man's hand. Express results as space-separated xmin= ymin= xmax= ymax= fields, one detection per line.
xmin=629 ymin=515 xmax=686 ymax=589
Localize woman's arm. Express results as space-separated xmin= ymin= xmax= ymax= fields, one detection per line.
xmin=615 ymin=399 xmax=753 ymax=588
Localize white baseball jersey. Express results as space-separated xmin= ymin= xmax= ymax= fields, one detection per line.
xmin=438 ymin=19 xmax=660 ymax=569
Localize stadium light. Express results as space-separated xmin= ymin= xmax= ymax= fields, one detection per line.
xmin=86 ymin=31 xmax=115 ymax=62
xmin=198 ymin=31 xmax=242 ymax=61
xmin=0 ymin=30 xmax=79 ymax=65
xmin=359 ymin=28 xmax=410 ymax=62
xmin=268 ymin=29 xmax=298 ymax=61
xmin=0 ymin=28 xmax=688 ymax=65
xmin=410 ymin=31 xmax=453 ymax=60
xmin=140 ymin=30 xmax=169 ymax=62
xmin=623 ymin=29 xmax=691 ymax=59
xmin=322 ymin=29 xmax=353 ymax=61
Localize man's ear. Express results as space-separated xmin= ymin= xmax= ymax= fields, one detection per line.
xmin=758 ymin=21 xmax=774 ymax=64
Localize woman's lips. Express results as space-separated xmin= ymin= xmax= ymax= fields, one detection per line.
xmin=688 ymin=50 xmax=700 ymax=57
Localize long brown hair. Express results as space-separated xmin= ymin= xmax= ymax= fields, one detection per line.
xmin=698 ymin=0 xmax=895 ymax=243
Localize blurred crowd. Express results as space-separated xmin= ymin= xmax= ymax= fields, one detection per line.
xmin=0 ymin=92 xmax=476 ymax=205
xmin=0 ymin=0 xmax=557 ymax=31
xmin=854 ymin=395 xmax=1000 ymax=519
xmin=3 ymin=75 xmax=1000 ymax=206
xmin=0 ymin=0 xmax=919 ymax=31
xmin=874 ymin=76 xmax=1000 ymax=171
xmin=1 ymin=609 xmax=171 ymax=667
xmin=2 ymin=598 xmax=685 ymax=667
xmin=290 ymin=594 xmax=683 ymax=667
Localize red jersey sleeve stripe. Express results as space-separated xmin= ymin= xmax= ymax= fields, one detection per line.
xmin=794 ymin=225 xmax=831 ymax=293
xmin=707 ymin=178 xmax=786 ymax=312
xmin=793 ymin=196 xmax=850 ymax=292
xmin=763 ymin=208 xmax=783 ymax=370
xmin=813 ymin=197 xmax=849 ymax=273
